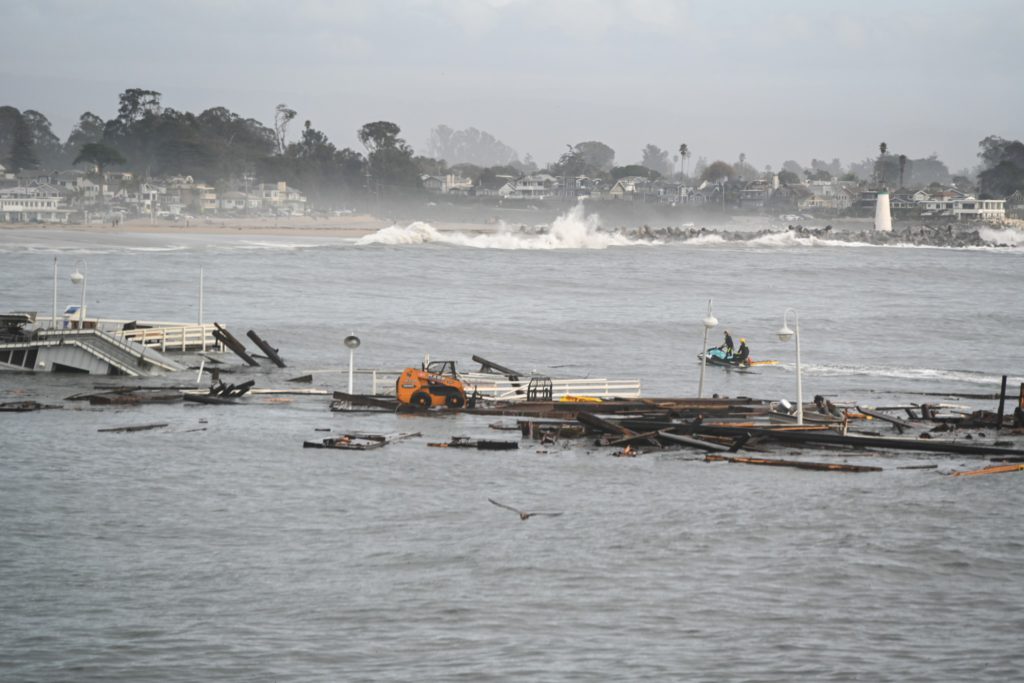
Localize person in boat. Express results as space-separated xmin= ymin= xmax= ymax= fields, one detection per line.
xmin=722 ymin=330 xmax=735 ymax=356
xmin=734 ymin=339 xmax=750 ymax=364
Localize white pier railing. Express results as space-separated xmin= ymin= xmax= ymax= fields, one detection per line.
xmin=357 ymin=369 xmax=641 ymax=402
xmin=119 ymin=323 xmax=223 ymax=352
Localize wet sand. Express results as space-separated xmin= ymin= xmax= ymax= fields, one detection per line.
xmin=0 ymin=214 xmax=495 ymax=238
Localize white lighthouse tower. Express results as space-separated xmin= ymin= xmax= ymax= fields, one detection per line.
xmin=874 ymin=190 xmax=892 ymax=232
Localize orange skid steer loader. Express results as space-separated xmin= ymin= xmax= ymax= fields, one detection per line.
xmin=396 ymin=361 xmax=467 ymax=409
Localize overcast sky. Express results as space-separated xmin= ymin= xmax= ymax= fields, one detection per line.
xmin=2 ymin=0 xmax=1022 ymax=172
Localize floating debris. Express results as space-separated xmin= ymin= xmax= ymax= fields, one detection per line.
xmin=303 ymin=432 xmax=420 ymax=450
xmin=98 ymin=422 xmax=169 ymax=433
xmin=705 ymin=454 xmax=882 ymax=473
xmin=428 ymin=437 xmax=518 ymax=450
xmin=0 ymin=400 xmax=61 ymax=412
xmin=488 ymin=498 xmax=562 ymax=520
xmin=949 ymin=463 xmax=1024 ymax=477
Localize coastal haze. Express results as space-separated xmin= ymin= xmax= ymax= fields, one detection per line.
xmin=3 ymin=1 xmax=1024 ymax=681
xmin=2 ymin=0 xmax=1023 ymax=170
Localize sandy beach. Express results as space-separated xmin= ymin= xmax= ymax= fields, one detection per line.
xmin=0 ymin=214 xmax=495 ymax=238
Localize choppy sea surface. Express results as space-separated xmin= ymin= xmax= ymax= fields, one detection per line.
xmin=2 ymin=211 xmax=1023 ymax=681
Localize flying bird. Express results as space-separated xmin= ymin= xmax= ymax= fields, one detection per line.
xmin=488 ymin=498 xmax=563 ymax=521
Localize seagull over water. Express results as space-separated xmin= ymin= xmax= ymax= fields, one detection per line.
xmin=489 ymin=498 xmax=564 ymax=521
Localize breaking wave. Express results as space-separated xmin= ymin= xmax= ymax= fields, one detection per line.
xmin=978 ymin=227 xmax=1024 ymax=246
xmin=794 ymin=362 xmax=1021 ymax=386
xmin=356 ymin=203 xmax=653 ymax=250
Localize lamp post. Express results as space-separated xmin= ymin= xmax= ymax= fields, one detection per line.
xmin=697 ymin=298 xmax=718 ymax=398
xmin=70 ymin=259 xmax=87 ymax=329
xmin=52 ymin=256 xmax=58 ymax=329
xmin=344 ymin=333 xmax=361 ymax=395
xmin=776 ymin=308 xmax=803 ymax=425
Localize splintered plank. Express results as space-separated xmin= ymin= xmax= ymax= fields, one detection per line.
xmin=949 ymin=463 xmax=1024 ymax=477
xmin=98 ymin=422 xmax=169 ymax=433
xmin=704 ymin=454 xmax=882 ymax=473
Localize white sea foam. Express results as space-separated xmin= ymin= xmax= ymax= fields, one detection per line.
xmin=744 ymin=232 xmax=876 ymax=249
xmin=681 ymin=233 xmax=727 ymax=245
xmin=979 ymin=226 xmax=1024 ymax=246
xmin=794 ymin=362 xmax=1021 ymax=386
xmin=356 ymin=203 xmax=653 ymax=250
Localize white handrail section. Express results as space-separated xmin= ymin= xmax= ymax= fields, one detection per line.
xmin=119 ymin=323 xmax=222 ymax=352
xmin=361 ymin=369 xmax=641 ymax=401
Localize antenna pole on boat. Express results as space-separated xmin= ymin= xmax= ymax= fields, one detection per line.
xmin=698 ymin=298 xmax=718 ymax=398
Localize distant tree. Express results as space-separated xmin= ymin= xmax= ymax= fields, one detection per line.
xmin=511 ymin=153 xmax=538 ymax=174
xmin=358 ymin=121 xmax=420 ymax=194
xmin=951 ymin=175 xmax=973 ymax=191
xmin=611 ymin=164 xmax=660 ymax=180
xmin=0 ymin=107 xmax=39 ymax=172
xmin=840 ymin=172 xmax=858 ymax=181
xmin=8 ymin=113 xmax=39 ymax=172
xmin=692 ymin=156 xmax=708 ymax=179
xmin=978 ymin=159 xmax=1024 ymax=197
xmin=358 ymin=121 xmax=402 ymax=155
xmin=879 ymin=141 xmax=887 ymax=157
xmin=21 ymin=110 xmax=63 ymax=167
xmin=810 ymin=158 xmax=844 ymax=178
xmin=273 ymin=104 xmax=297 ymax=155
xmin=903 ymin=155 xmax=950 ymax=187
xmin=700 ymin=160 xmax=734 ymax=183
xmin=805 ymin=169 xmax=831 ymax=181
xmin=640 ymin=144 xmax=672 ymax=177
xmin=65 ymin=112 xmax=105 ymax=154
xmin=574 ymin=141 xmax=615 ymax=173
xmin=427 ymin=125 xmax=519 ymax=167
xmin=73 ymin=142 xmax=126 ymax=178
xmin=781 ymin=160 xmax=803 ymax=176
xmin=550 ymin=144 xmax=586 ymax=178
xmin=415 ymin=156 xmax=448 ymax=176
xmin=898 ymin=154 xmax=908 ymax=188
xmin=777 ymin=169 xmax=801 ymax=185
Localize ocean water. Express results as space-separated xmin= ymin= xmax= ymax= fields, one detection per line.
xmin=2 ymin=210 xmax=1023 ymax=681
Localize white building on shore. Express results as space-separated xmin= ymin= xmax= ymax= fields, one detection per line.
xmin=0 ymin=183 xmax=71 ymax=223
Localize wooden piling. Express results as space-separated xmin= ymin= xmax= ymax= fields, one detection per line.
xmin=213 ymin=323 xmax=260 ymax=367
xmin=996 ymin=375 xmax=1007 ymax=430
xmin=246 ymin=330 xmax=287 ymax=368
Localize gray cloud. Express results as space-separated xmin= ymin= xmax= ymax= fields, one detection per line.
xmin=1 ymin=0 xmax=1021 ymax=171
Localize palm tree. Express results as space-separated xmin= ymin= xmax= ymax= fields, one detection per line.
xmin=678 ymin=143 xmax=689 ymax=177
xmin=879 ymin=142 xmax=887 ymax=156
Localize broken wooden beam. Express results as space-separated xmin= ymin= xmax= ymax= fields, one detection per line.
xmin=428 ymin=437 xmax=518 ymax=450
xmin=0 ymin=400 xmax=62 ymax=412
xmin=213 ymin=323 xmax=260 ymax=367
xmin=576 ymin=410 xmax=634 ymax=436
xmin=950 ymin=463 xmax=1024 ymax=477
xmin=685 ymin=424 xmax=1024 ymax=457
xmin=704 ymin=454 xmax=882 ymax=473
xmin=857 ymin=406 xmax=915 ymax=433
xmin=98 ymin=422 xmax=169 ymax=433
xmin=472 ymin=354 xmax=523 ymax=379
xmin=247 ymin=330 xmax=286 ymax=368
xmin=656 ymin=430 xmax=732 ymax=452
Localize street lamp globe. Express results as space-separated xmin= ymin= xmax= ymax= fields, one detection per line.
xmin=703 ymin=313 xmax=718 ymax=329
xmin=344 ymin=334 xmax=361 ymax=350
xmin=70 ymin=269 xmax=84 ymax=285
xmin=777 ymin=324 xmax=794 ymax=342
